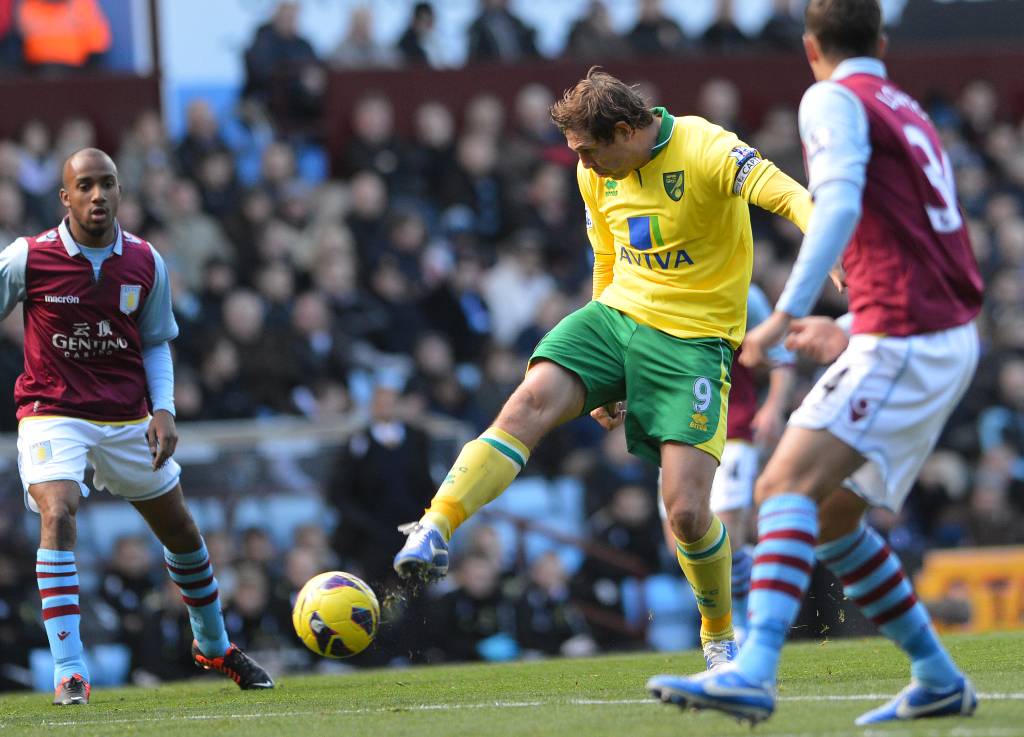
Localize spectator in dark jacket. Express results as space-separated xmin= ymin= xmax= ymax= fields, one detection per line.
xmin=627 ymin=0 xmax=687 ymax=56
xmin=328 ymin=383 xmax=437 ymax=580
xmin=243 ymin=1 xmax=325 ymax=132
xmin=467 ymin=0 xmax=538 ymax=64
xmin=397 ymin=2 xmax=437 ymax=67
xmin=566 ymin=1 xmax=630 ymax=61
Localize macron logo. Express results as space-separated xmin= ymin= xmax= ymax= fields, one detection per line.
xmin=45 ymin=295 xmax=80 ymax=304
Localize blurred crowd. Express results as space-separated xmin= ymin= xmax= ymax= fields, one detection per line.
xmin=0 ymin=0 xmax=1022 ymax=691
xmin=0 ymin=0 xmax=820 ymax=77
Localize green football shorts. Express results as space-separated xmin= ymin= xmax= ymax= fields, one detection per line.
xmin=529 ymin=301 xmax=732 ymax=465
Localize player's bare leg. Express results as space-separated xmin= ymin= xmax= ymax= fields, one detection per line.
xmin=394 ymin=361 xmax=585 ymax=581
xmin=30 ymin=480 xmax=90 ymax=705
xmin=660 ymin=443 xmax=738 ymax=668
xmin=648 ymin=428 xmax=862 ymax=720
xmin=133 ymin=484 xmax=274 ymax=689
xmin=815 ymin=487 xmax=975 ymax=724
xmin=490 ymin=360 xmax=587 ymax=447
xmin=651 ymin=427 xmax=975 ymax=723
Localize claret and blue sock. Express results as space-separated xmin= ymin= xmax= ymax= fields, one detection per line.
xmin=37 ymin=548 xmax=89 ymax=688
xmin=163 ymin=539 xmax=230 ymax=658
xmin=732 ymin=494 xmax=818 ymax=685
xmin=816 ymin=521 xmax=961 ymax=690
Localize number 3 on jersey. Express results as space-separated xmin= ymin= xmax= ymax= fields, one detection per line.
xmin=902 ymin=123 xmax=963 ymax=234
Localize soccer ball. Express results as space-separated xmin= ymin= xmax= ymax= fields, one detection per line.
xmin=292 ymin=571 xmax=380 ymax=658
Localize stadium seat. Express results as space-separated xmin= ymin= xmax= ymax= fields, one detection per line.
xmin=621 ymin=574 xmax=700 ymax=652
xmin=30 ymin=644 xmax=132 ymax=691
xmin=476 ymin=476 xmax=586 ymax=574
xmin=77 ymin=503 xmax=150 ymax=559
xmin=232 ymin=494 xmax=328 ymax=549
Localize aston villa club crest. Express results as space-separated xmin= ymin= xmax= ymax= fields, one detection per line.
xmin=119 ymin=284 xmax=141 ymax=315
xmin=663 ymin=171 xmax=684 ymax=201
xmin=30 ymin=440 xmax=52 ymax=465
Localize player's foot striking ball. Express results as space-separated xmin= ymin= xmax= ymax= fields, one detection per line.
xmin=292 ymin=571 xmax=380 ymax=658
xmin=393 ymin=521 xmax=449 ymax=582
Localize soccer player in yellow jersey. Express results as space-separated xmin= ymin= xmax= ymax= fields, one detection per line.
xmin=394 ymin=68 xmax=812 ymax=669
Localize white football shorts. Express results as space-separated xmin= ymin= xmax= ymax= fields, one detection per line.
xmin=657 ymin=439 xmax=760 ymax=522
xmin=788 ymin=321 xmax=979 ymax=512
xmin=709 ymin=440 xmax=760 ymax=514
xmin=17 ymin=416 xmax=181 ymax=513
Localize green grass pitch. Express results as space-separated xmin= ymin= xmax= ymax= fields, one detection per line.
xmin=2 ymin=632 xmax=1022 ymax=737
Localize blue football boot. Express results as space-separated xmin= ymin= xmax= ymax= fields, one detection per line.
xmin=702 ymin=639 xmax=739 ymax=670
xmin=393 ymin=522 xmax=449 ymax=581
xmin=647 ymin=665 xmax=776 ymax=725
xmin=855 ymin=676 xmax=977 ymax=725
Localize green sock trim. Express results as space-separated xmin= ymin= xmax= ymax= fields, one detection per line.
xmin=677 ymin=524 xmax=727 ymax=560
xmin=480 ymin=437 xmax=526 ymax=469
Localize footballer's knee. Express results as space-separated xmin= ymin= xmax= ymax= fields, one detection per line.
xmin=754 ymin=472 xmax=789 ymax=506
xmin=666 ymin=501 xmax=711 ymax=543
xmin=160 ymin=510 xmax=202 ymax=553
xmin=40 ymin=505 xmax=77 ymax=541
xmin=30 ymin=482 xmax=80 ymax=546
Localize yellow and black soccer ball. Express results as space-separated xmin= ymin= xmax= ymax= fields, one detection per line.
xmin=292 ymin=571 xmax=380 ymax=658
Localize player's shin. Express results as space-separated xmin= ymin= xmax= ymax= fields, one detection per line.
xmin=422 ymin=427 xmax=530 ymax=541
xmin=733 ymin=494 xmax=818 ymax=685
xmin=675 ymin=514 xmax=734 ymax=644
xmin=164 ymin=539 xmax=230 ymax=658
xmin=817 ymin=522 xmax=961 ymax=689
xmin=37 ymin=549 xmax=89 ymax=688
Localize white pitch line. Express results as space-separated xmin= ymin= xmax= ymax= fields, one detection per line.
xmin=12 ymin=693 xmax=1024 ymax=730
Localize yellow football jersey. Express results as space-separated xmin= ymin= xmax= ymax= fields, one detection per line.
xmin=579 ymin=108 xmax=808 ymax=348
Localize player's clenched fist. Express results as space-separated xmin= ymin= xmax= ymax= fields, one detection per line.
xmin=590 ymin=401 xmax=626 ymax=431
xmin=783 ymin=316 xmax=849 ymax=365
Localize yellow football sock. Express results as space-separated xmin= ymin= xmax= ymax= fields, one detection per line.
xmin=422 ymin=427 xmax=530 ymax=541
xmin=675 ymin=514 xmax=734 ymax=645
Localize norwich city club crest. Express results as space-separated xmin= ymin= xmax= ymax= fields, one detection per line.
xmin=663 ymin=171 xmax=684 ymax=201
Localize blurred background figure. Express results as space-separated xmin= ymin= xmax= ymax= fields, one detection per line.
xmin=17 ymin=0 xmax=110 ymax=74
xmin=397 ymin=2 xmax=440 ymax=68
xmin=328 ymin=382 xmax=436 ymax=582
xmin=331 ymin=6 xmax=398 ymax=70
xmin=467 ymin=0 xmax=538 ymax=64
xmin=243 ymin=1 xmax=325 ymax=136
xmin=566 ymin=1 xmax=630 ymax=62
xmin=627 ymin=0 xmax=687 ymax=56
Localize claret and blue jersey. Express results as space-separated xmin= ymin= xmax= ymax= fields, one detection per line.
xmin=0 ymin=218 xmax=178 ymax=422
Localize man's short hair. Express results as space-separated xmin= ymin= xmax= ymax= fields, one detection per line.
xmin=805 ymin=0 xmax=882 ymax=59
xmin=550 ymin=67 xmax=653 ymax=144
